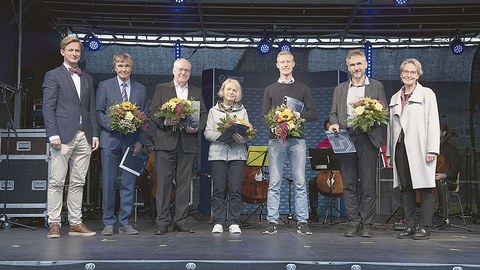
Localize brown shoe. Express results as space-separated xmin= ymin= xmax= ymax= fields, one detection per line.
xmin=69 ymin=223 xmax=96 ymax=236
xmin=47 ymin=223 xmax=61 ymax=239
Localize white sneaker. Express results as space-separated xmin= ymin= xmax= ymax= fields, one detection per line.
xmin=212 ymin=224 xmax=223 ymax=233
xmin=229 ymin=224 xmax=242 ymax=234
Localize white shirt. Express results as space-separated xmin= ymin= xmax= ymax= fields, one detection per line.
xmin=346 ymin=76 xmax=370 ymax=127
xmin=174 ymin=80 xmax=189 ymax=100
xmin=64 ymin=63 xmax=81 ymax=99
xmin=117 ymin=77 xmax=131 ymax=101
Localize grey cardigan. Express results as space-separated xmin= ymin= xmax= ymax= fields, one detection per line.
xmin=204 ymin=102 xmax=249 ymax=161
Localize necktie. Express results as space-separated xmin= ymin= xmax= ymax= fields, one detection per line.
xmin=68 ymin=67 xmax=82 ymax=76
xmin=121 ymin=83 xmax=128 ymax=102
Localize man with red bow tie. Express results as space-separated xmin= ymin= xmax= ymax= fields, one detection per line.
xmin=42 ymin=36 xmax=99 ymax=239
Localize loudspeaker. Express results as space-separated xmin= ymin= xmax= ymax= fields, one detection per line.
xmin=376 ymin=168 xmax=401 ymax=215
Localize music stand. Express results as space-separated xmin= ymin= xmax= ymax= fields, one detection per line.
xmin=309 ymin=148 xmax=343 ymax=225
xmin=241 ymin=146 xmax=268 ymax=225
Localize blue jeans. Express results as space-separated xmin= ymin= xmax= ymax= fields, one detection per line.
xmin=266 ymin=138 xmax=308 ymax=224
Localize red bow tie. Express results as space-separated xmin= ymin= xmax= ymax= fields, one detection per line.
xmin=68 ymin=67 xmax=82 ymax=76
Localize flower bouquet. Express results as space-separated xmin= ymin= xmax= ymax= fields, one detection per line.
xmin=108 ymin=101 xmax=148 ymax=135
xmin=264 ymin=104 xmax=305 ymax=142
xmin=347 ymin=97 xmax=388 ymax=132
xmin=216 ymin=113 xmax=256 ymax=145
xmin=154 ymin=97 xmax=197 ymax=131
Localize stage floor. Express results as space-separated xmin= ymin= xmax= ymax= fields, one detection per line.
xmin=1 ymin=214 xmax=479 ymax=270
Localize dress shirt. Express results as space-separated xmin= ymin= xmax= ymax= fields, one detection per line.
xmin=174 ymin=80 xmax=189 ymax=100
xmin=117 ymin=77 xmax=131 ymax=101
xmin=346 ymin=76 xmax=370 ymax=126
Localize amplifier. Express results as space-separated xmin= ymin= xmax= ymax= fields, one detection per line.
xmin=0 ymin=129 xmax=47 ymax=156
xmin=0 ymin=129 xmax=48 ymax=218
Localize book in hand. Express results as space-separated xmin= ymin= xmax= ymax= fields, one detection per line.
xmin=181 ymin=100 xmax=201 ymax=129
xmin=325 ymin=129 xmax=356 ymax=154
xmin=284 ymin=96 xmax=304 ymax=113
xmin=216 ymin=123 xmax=249 ymax=146
xmin=119 ymin=146 xmax=149 ymax=176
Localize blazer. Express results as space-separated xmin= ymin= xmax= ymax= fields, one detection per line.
xmin=96 ymin=77 xmax=148 ymax=150
xmin=329 ymin=78 xmax=387 ymax=148
xmin=148 ymin=81 xmax=207 ymax=153
xmin=42 ymin=64 xmax=98 ymax=145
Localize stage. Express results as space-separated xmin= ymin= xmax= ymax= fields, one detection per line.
xmin=1 ymin=214 xmax=479 ymax=270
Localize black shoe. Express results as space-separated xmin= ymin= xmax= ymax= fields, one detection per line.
xmin=154 ymin=226 xmax=168 ymax=235
xmin=343 ymin=225 xmax=358 ymax=237
xmin=263 ymin=222 xmax=278 ymax=235
xmin=412 ymin=227 xmax=430 ymax=240
xmin=359 ymin=224 xmax=373 ymax=238
xmin=397 ymin=227 xmax=415 ymax=239
xmin=174 ymin=224 xmax=195 ymax=233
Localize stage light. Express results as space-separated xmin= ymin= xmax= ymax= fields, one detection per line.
xmin=364 ymin=41 xmax=373 ymax=78
xmin=392 ymin=0 xmax=409 ymax=6
xmin=175 ymin=40 xmax=181 ymax=60
xmin=171 ymin=0 xmax=186 ymax=3
xmin=450 ymin=37 xmax=465 ymax=55
xmin=258 ymin=38 xmax=272 ymax=55
xmin=83 ymin=34 xmax=101 ymax=52
xmin=279 ymin=39 xmax=292 ymax=52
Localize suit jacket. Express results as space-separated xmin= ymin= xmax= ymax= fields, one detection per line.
xmin=148 ymin=81 xmax=207 ymax=153
xmin=96 ymin=77 xmax=148 ymax=150
xmin=329 ymin=78 xmax=387 ymax=148
xmin=42 ymin=64 xmax=98 ymax=145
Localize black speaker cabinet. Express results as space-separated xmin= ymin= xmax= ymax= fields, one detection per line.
xmin=0 ymin=129 xmax=48 ymax=218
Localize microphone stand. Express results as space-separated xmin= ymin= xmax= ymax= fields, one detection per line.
xmin=0 ymin=85 xmax=37 ymax=230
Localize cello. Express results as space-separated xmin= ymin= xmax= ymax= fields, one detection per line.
xmin=241 ymin=166 xmax=269 ymax=204
xmin=316 ymin=170 xmax=343 ymax=198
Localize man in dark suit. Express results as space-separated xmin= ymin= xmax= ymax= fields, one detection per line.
xmin=148 ymin=58 xmax=207 ymax=235
xmin=329 ymin=49 xmax=386 ymax=238
xmin=96 ymin=52 xmax=147 ymax=236
xmin=42 ymin=36 xmax=99 ymax=238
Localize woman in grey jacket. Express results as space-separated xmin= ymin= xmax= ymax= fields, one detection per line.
xmin=204 ymin=78 xmax=250 ymax=234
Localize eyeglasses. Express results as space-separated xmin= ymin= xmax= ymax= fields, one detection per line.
xmin=402 ymin=70 xmax=417 ymax=75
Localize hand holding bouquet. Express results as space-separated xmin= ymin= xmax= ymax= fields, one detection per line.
xmin=347 ymin=97 xmax=388 ymax=132
xmin=108 ymin=101 xmax=148 ymax=135
xmin=264 ymin=104 xmax=305 ymax=142
xmin=154 ymin=97 xmax=197 ymax=131
xmin=217 ymin=113 xmax=256 ymax=143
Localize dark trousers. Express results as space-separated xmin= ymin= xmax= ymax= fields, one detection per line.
xmin=339 ymin=132 xmax=378 ymax=226
xmin=155 ymin=141 xmax=196 ymax=227
xmin=210 ymin=160 xmax=245 ymax=225
xmin=395 ymin=142 xmax=433 ymax=228
xmin=308 ymin=177 xmax=319 ymax=211
xmin=437 ymin=179 xmax=457 ymax=218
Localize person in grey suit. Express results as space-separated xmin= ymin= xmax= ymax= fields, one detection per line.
xmin=42 ymin=36 xmax=99 ymax=238
xmin=96 ymin=52 xmax=147 ymax=236
xmin=148 ymin=58 xmax=207 ymax=235
xmin=329 ymin=49 xmax=386 ymax=238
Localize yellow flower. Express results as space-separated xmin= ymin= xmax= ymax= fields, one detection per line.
xmin=374 ymin=102 xmax=384 ymax=111
xmin=279 ymin=109 xmax=293 ymax=121
xmin=171 ymin=97 xmax=182 ymax=104
xmin=287 ymin=120 xmax=295 ymax=130
xmin=125 ymin=111 xmax=134 ymax=120
xmin=354 ymin=106 xmax=365 ymax=116
xmin=121 ymin=101 xmax=135 ymax=111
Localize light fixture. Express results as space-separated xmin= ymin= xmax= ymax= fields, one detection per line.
xmin=174 ymin=40 xmax=181 ymax=60
xmin=83 ymin=33 xmax=101 ymax=52
xmin=364 ymin=41 xmax=373 ymax=78
xmin=258 ymin=38 xmax=272 ymax=55
xmin=450 ymin=37 xmax=465 ymax=55
xmin=278 ymin=39 xmax=292 ymax=52
xmin=392 ymin=0 xmax=409 ymax=6
xmin=171 ymin=0 xmax=186 ymax=3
